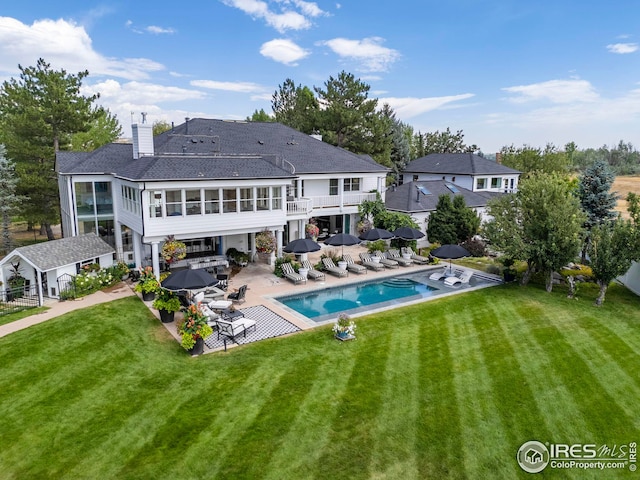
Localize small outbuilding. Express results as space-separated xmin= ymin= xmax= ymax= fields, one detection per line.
xmin=0 ymin=233 xmax=116 ymax=305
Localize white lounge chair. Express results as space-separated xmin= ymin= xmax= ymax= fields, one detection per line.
xmin=444 ymin=269 xmax=473 ymax=287
xmin=387 ymin=248 xmax=412 ymax=267
xmin=429 ymin=269 xmax=448 ymax=281
xmin=401 ymin=246 xmax=429 ymax=264
xmin=374 ymin=250 xmax=399 ymax=269
xmin=342 ymin=254 xmax=367 ymax=274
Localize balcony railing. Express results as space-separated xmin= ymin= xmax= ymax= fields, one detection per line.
xmin=286 ymin=198 xmax=313 ymax=216
xmin=287 ymin=192 xmax=378 ymax=215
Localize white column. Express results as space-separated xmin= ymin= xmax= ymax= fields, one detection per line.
xmin=151 ymin=242 xmax=160 ymax=279
xmin=133 ymin=231 xmax=143 ymax=268
xmin=276 ymin=229 xmax=283 ymax=257
xmin=250 ymin=232 xmax=256 ymax=262
xmin=114 ymin=222 xmax=123 ymax=261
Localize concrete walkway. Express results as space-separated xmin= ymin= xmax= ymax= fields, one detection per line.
xmin=0 ymin=281 xmax=136 ymax=338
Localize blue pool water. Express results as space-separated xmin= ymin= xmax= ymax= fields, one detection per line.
xmin=275 ymin=275 xmax=439 ymax=322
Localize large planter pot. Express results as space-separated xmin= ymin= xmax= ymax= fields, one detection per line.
xmin=159 ymin=309 xmax=175 ymax=323
xmin=142 ymin=291 xmax=155 ymax=302
xmin=188 ymin=337 xmax=204 ymax=356
xmin=503 ymin=271 xmax=517 ymax=283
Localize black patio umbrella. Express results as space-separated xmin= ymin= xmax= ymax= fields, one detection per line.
xmin=430 ymin=244 xmax=470 ymax=274
xmin=160 ymin=268 xmax=219 ymax=291
xmin=358 ymin=228 xmax=394 ymax=241
xmin=324 ymin=233 xmax=361 ymax=257
xmin=393 ymin=226 xmax=425 ymax=240
xmin=283 ymin=238 xmax=321 ymax=254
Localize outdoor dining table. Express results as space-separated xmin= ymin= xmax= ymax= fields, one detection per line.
xmin=221 ymin=309 xmax=244 ymax=321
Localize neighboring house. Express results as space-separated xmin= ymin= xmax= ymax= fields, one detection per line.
xmin=387 ymin=153 xmax=521 ymax=243
xmin=57 ymin=118 xmax=388 ymax=277
xmin=401 ymin=152 xmax=520 ymax=194
xmin=0 ymin=233 xmax=115 ymax=303
xmin=385 ymin=180 xmax=500 ymax=243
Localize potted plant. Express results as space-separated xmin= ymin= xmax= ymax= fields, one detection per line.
xmin=501 ymin=257 xmax=517 ymax=283
xmin=177 ymin=304 xmax=213 ymax=355
xmin=255 ymin=229 xmax=276 ymax=254
xmin=305 ymin=223 xmax=320 ymax=240
xmin=133 ymin=266 xmax=160 ymax=301
xmin=161 ymin=235 xmax=187 ymax=269
xmin=332 ymin=313 xmax=356 ymax=341
xmin=152 ymin=288 xmax=182 ymax=323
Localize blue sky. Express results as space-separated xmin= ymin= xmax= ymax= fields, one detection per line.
xmin=1 ymin=1 xmax=640 ymax=152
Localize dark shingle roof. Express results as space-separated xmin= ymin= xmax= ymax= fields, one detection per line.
xmin=385 ymin=180 xmax=495 ymax=213
xmin=57 ymin=119 xmax=388 ymax=180
xmin=404 ymin=153 xmax=520 ymax=176
xmin=9 ymin=234 xmax=115 ymax=271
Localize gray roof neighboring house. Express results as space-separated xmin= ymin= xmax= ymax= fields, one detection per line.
xmin=404 ymin=153 xmax=520 ymax=176
xmin=385 ymin=180 xmax=496 ymax=214
xmin=2 ymin=234 xmax=115 ymax=272
xmin=57 ymin=119 xmax=388 ymax=180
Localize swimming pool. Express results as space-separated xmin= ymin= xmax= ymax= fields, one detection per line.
xmin=274 ymin=273 xmax=441 ymax=323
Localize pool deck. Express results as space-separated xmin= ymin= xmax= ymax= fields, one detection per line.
xmin=222 ymin=244 xmax=501 ymax=330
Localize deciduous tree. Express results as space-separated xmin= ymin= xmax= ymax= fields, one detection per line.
xmin=70 ymin=107 xmax=122 ymax=151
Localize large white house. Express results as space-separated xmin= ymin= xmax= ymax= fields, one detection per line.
xmin=56 ymin=118 xmax=388 ymax=277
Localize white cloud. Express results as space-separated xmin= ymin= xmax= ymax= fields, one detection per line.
xmin=221 ymin=0 xmax=317 ymax=32
xmin=607 ymin=42 xmax=638 ymax=54
xmin=146 ymin=25 xmax=177 ymax=34
xmin=502 ymin=79 xmax=599 ymax=104
xmin=380 ymin=94 xmax=475 ymax=118
xmin=85 ymin=79 xmax=206 ymax=104
xmin=319 ymin=37 xmax=400 ymax=72
xmin=260 ymin=38 xmax=310 ymax=65
xmin=190 ymin=79 xmax=266 ymax=93
xmin=0 ymin=16 xmax=164 ymax=80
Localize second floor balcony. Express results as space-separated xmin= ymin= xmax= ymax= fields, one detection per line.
xmin=287 ymin=192 xmax=378 ymax=217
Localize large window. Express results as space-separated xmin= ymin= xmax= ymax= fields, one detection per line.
xmin=491 ymin=177 xmax=502 ymax=189
xmin=476 ymin=178 xmax=487 ymax=190
xmin=121 ymin=186 xmax=140 ymax=215
xmin=204 ymin=189 xmax=219 ymax=214
xmin=272 ymin=186 xmax=282 ymax=210
xmin=185 ymin=189 xmax=201 ymax=215
xmin=240 ymin=188 xmax=253 ymax=212
xmin=150 ymin=191 xmax=162 ymax=217
xmin=166 ymin=190 xmax=183 ymax=216
xmin=343 ymin=178 xmax=361 ymax=192
xmin=223 ymin=189 xmax=237 ymax=213
xmin=329 ymin=179 xmax=339 ymax=196
xmin=256 ymin=187 xmax=269 ymax=211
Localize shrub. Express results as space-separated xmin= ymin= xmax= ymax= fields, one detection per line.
xmin=366 ymin=240 xmax=387 ymax=254
xmin=461 ymin=238 xmax=487 ymax=257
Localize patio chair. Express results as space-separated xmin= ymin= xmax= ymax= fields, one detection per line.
xmin=429 ymin=269 xmax=448 ymax=281
xmin=302 ymin=260 xmax=325 ymax=282
xmin=227 ymin=284 xmax=247 ymax=303
xmin=215 ymin=317 xmax=257 ymax=342
xmin=342 ymin=254 xmax=367 ymax=275
xmin=401 ymin=246 xmax=429 ymax=264
xmin=282 ymin=263 xmax=307 ymax=285
xmin=387 ymin=248 xmax=412 ymax=267
xmin=374 ymin=250 xmax=399 ymax=269
xmin=444 ymin=269 xmax=473 ymax=287
xmin=322 ymin=257 xmax=349 ymax=277
xmin=359 ymin=252 xmax=385 ymax=271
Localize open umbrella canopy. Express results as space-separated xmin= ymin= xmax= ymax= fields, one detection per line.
xmin=393 ymin=226 xmax=425 ymax=240
xmin=283 ymin=238 xmax=321 ymax=254
xmin=324 ymin=233 xmax=361 ymax=257
xmin=161 ymin=268 xmax=219 ymax=291
xmin=358 ymin=228 xmax=394 ymax=241
xmin=430 ymin=244 xmax=470 ymax=275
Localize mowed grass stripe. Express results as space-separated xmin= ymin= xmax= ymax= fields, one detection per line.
xmin=447 ymin=307 xmax=518 ymax=479
xmin=413 ymin=304 xmax=464 ymax=479
xmin=261 ymin=337 xmax=360 ymax=480
xmin=368 ymin=319 xmax=421 ymax=479
xmin=528 ymin=304 xmax=636 ymax=441
xmin=497 ymin=300 xmax=594 ymax=444
xmin=471 ymin=299 xmax=554 ymax=450
xmin=552 ymin=315 xmax=640 ymax=429
xmin=313 ymin=328 xmax=392 ymax=480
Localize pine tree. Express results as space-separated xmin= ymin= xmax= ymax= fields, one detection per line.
xmin=0 ymin=145 xmax=27 ymax=254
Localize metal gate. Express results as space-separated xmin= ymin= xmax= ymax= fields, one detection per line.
xmin=57 ymin=273 xmax=76 ymax=300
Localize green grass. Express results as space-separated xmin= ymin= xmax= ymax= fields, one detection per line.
xmin=0 ymin=283 xmax=639 ymax=479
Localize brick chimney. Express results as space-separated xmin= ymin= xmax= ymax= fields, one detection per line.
xmin=131 ymin=112 xmax=154 ymax=159
xmin=495 ymin=152 xmax=502 ymax=164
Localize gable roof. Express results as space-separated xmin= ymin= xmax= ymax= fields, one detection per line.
xmin=1 ymin=234 xmax=115 ymax=272
xmin=57 ymin=119 xmax=388 ymax=180
xmin=404 ymin=153 xmax=520 ymax=176
xmin=385 ymin=180 xmax=497 ymax=214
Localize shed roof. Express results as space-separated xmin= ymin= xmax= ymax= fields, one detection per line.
xmin=385 ymin=180 xmax=497 ymax=213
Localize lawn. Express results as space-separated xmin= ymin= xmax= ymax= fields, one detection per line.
xmin=0 ymin=283 xmax=638 ymax=479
